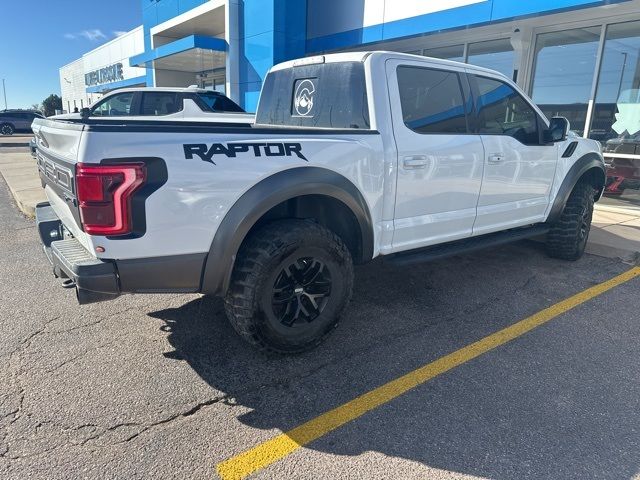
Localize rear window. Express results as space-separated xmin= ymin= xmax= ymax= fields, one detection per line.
xmin=256 ymin=61 xmax=370 ymax=129
xmin=196 ymin=93 xmax=245 ymax=113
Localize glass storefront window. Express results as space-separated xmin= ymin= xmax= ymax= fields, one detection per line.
xmin=531 ymin=27 xmax=601 ymax=136
xmin=467 ymin=38 xmax=514 ymax=78
xmin=423 ymin=44 xmax=465 ymax=62
xmin=591 ymin=21 xmax=640 ymax=208
xmin=591 ymin=21 xmax=640 ymax=143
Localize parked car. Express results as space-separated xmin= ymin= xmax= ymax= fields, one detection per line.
xmin=53 ymin=87 xmax=254 ymax=124
xmin=0 ymin=109 xmax=43 ymax=135
xmin=603 ymin=134 xmax=640 ymax=195
xmin=32 ymin=52 xmax=604 ymax=353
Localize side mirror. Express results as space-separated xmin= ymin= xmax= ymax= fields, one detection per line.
xmin=544 ymin=116 xmax=570 ymax=143
xmin=80 ymin=107 xmax=91 ymax=119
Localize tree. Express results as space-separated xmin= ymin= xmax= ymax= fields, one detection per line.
xmin=41 ymin=94 xmax=62 ymax=117
xmin=30 ymin=103 xmax=41 ymax=112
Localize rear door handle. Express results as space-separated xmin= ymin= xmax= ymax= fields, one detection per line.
xmin=488 ymin=153 xmax=504 ymax=164
xmin=403 ymin=155 xmax=428 ymax=169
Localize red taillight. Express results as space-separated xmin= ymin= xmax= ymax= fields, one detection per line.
xmin=76 ymin=162 xmax=145 ymax=236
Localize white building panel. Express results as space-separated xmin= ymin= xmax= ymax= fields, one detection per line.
xmin=82 ymin=27 xmax=146 ymax=83
xmin=382 ymin=0 xmax=487 ymax=23
xmin=307 ymin=0 xmax=488 ymax=39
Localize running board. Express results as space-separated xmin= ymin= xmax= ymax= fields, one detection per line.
xmin=385 ymin=225 xmax=550 ymax=267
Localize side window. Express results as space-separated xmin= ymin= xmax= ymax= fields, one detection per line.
xmin=141 ymin=92 xmax=180 ymax=116
xmin=397 ymin=66 xmax=469 ymax=134
xmin=474 ymin=76 xmax=540 ymax=145
xmin=196 ymin=92 xmax=245 ymax=113
xmin=91 ymin=93 xmax=135 ymax=117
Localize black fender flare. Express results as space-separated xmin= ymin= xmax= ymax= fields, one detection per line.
xmin=547 ymin=152 xmax=606 ymax=224
xmin=200 ymin=167 xmax=374 ymax=296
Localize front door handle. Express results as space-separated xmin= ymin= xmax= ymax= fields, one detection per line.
xmin=488 ymin=153 xmax=504 ymax=164
xmin=403 ymin=155 xmax=428 ymax=169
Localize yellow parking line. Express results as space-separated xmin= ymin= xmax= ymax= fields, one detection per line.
xmin=216 ymin=266 xmax=640 ymax=480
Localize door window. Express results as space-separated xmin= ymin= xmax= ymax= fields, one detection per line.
xmin=473 ymin=76 xmax=539 ymax=145
xmin=91 ymin=92 xmax=135 ymax=117
xmin=397 ymin=66 xmax=469 ymax=134
xmin=141 ymin=92 xmax=180 ymax=116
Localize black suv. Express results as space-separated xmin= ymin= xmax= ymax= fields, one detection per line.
xmin=0 ymin=110 xmax=44 ymax=135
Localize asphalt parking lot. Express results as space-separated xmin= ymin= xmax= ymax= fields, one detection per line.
xmin=1 ymin=172 xmax=640 ymax=480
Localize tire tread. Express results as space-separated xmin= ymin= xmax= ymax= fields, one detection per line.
xmin=546 ymin=182 xmax=595 ymax=261
xmin=224 ymin=219 xmax=353 ymax=354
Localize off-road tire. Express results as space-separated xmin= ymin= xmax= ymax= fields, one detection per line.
xmin=546 ymin=182 xmax=596 ymax=261
xmin=224 ymin=219 xmax=354 ymax=354
xmin=0 ymin=123 xmax=14 ymax=136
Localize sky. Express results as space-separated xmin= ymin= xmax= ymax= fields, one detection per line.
xmin=0 ymin=0 xmax=142 ymax=109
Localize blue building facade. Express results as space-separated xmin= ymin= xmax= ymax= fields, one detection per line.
xmin=132 ymin=0 xmax=306 ymax=109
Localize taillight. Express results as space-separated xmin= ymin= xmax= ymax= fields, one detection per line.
xmin=76 ymin=162 xmax=145 ymax=236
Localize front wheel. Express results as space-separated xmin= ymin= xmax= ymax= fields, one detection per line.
xmin=546 ymin=182 xmax=596 ymax=261
xmin=0 ymin=123 xmax=14 ymax=136
xmin=225 ymin=220 xmax=354 ymax=354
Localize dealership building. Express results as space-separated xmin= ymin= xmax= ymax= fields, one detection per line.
xmin=60 ymin=0 xmax=640 ymax=202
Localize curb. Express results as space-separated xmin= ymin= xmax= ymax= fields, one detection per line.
xmin=0 ymin=143 xmax=30 ymax=148
xmin=595 ymin=203 xmax=640 ymax=216
xmin=1 ymin=179 xmax=37 ymax=218
xmin=0 ymin=150 xmax=43 ymax=219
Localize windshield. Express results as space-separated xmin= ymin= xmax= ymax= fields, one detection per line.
xmin=196 ymin=92 xmax=245 ymax=113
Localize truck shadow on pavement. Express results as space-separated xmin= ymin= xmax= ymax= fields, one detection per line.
xmin=149 ymin=242 xmax=640 ymax=480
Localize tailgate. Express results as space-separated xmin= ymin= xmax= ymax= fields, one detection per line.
xmin=32 ymin=118 xmax=85 ymax=237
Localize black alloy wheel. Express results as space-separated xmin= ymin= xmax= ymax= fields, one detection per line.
xmin=225 ymin=219 xmax=354 ymax=354
xmin=271 ymin=257 xmax=332 ymax=327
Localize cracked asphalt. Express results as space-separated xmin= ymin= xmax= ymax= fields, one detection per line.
xmin=1 ymin=167 xmax=640 ymax=479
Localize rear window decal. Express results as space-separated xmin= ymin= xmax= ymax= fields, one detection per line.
xmin=293 ymin=79 xmax=316 ymax=118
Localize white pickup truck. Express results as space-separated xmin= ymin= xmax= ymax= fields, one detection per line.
xmin=32 ymin=51 xmax=605 ymax=353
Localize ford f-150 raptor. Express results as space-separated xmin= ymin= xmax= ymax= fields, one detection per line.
xmin=31 ymin=52 xmax=605 ymax=353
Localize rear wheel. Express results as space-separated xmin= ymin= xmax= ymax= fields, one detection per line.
xmin=0 ymin=123 xmax=14 ymax=136
xmin=546 ymin=182 xmax=596 ymax=261
xmin=225 ymin=220 xmax=354 ymax=354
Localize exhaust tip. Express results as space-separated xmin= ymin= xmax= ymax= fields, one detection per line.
xmin=76 ymin=288 xmax=119 ymax=305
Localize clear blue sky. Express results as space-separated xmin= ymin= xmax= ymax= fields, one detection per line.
xmin=0 ymin=0 xmax=141 ymax=109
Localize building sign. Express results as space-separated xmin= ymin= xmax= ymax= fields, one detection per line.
xmin=85 ymin=63 xmax=124 ymax=87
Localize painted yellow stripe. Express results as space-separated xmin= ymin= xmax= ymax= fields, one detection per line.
xmin=217 ymin=266 xmax=640 ymax=480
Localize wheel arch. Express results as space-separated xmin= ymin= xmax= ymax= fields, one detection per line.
xmin=547 ymin=152 xmax=606 ymax=224
xmin=200 ymin=167 xmax=374 ymax=296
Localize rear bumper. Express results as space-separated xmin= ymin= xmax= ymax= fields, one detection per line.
xmin=36 ymin=202 xmax=120 ymax=304
xmin=35 ymin=202 xmax=207 ymax=304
